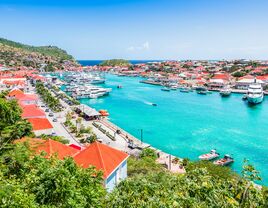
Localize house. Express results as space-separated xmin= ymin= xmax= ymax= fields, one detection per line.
xmin=27 ymin=118 xmax=53 ymax=136
xmin=16 ymin=138 xmax=129 ymax=192
xmin=21 ymin=105 xmax=46 ymax=119
xmin=16 ymin=138 xmax=79 ymax=159
xmin=208 ymin=73 xmax=230 ymax=88
xmin=235 ymin=75 xmax=264 ymax=89
xmin=73 ymin=142 xmax=129 ymax=192
xmin=7 ymin=88 xmax=24 ymax=98
xmin=17 ymin=94 xmax=38 ymax=106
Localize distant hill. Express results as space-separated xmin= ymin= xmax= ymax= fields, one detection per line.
xmin=99 ymin=59 xmax=130 ymax=67
xmin=0 ymin=38 xmax=79 ymax=71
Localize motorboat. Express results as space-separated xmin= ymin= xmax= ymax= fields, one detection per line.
xmin=161 ymin=87 xmax=170 ymax=92
xmin=99 ymin=110 xmax=109 ymax=116
xmin=152 ymin=103 xmax=157 ymax=106
xmin=220 ymin=86 xmax=231 ymax=97
xmin=247 ymin=79 xmax=264 ymax=104
xmin=199 ymin=149 xmax=220 ymax=161
xmin=180 ymin=87 xmax=191 ymax=93
xmin=213 ymin=154 xmax=234 ymax=166
xmin=242 ymin=94 xmax=248 ymax=101
xmin=197 ymin=90 xmax=208 ymax=95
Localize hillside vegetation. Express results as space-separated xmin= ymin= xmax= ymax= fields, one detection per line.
xmin=99 ymin=59 xmax=130 ymax=67
xmin=0 ymin=38 xmax=79 ymax=71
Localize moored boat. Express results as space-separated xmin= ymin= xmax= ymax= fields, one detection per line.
xmin=197 ymin=90 xmax=208 ymax=95
xmin=161 ymin=87 xmax=170 ymax=91
xmin=242 ymin=94 xmax=248 ymax=100
xmin=247 ymin=79 xmax=264 ymax=104
xmin=213 ymin=154 xmax=234 ymax=166
xmin=99 ymin=109 xmax=109 ymax=116
xmin=220 ymin=86 xmax=231 ymax=97
xmin=180 ymin=87 xmax=191 ymax=93
xmin=199 ymin=149 xmax=220 ymax=161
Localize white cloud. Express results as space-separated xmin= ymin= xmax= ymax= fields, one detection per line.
xmin=127 ymin=41 xmax=150 ymax=51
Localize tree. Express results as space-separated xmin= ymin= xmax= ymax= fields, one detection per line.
xmin=0 ymin=143 xmax=106 ymax=207
xmin=0 ymin=98 xmax=33 ymax=146
xmin=139 ymin=148 xmax=157 ymax=160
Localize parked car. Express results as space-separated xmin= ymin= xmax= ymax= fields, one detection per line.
xmin=48 ymin=112 xmax=54 ymax=117
xmin=52 ymin=118 xmax=57 ymax=122
xmin=45 ymin=109 xmax=49 ymax=112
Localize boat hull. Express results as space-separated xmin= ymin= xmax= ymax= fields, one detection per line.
xmin=247 ymin=94 xmax=263 ymax=104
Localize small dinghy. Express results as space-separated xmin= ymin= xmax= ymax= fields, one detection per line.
xmin=242 ymin=94 xmax=248 ymax=100
xmin=199 ymin=149 xmax=220 ymax=161
xmin=213 ymin=154 xmax=234 ymax=166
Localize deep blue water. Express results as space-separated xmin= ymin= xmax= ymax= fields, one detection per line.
xmin=78 ymin=74 xmax=268 ymax=185
xmin=78 ymin=60 xmax=165 ymax=66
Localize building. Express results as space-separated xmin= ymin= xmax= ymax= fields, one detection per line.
xmin=73 ymin=142 xmax=129 ymax=192
xmin=16 ymin=138 xmax=129 ymax=192
xmin=16 ymin=138 xmax=79 ymax=159
xmin=21 ymin=105 xmax=46 ymax=119
xmin=27 ymin=118 xmax=53 ymax=136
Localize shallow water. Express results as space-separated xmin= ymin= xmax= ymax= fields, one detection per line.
xmin=78 ymin=74 xmax=268 ymax=185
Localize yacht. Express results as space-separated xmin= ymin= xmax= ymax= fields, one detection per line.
xmin=247 ymin=79 xmax=264 ymax=104
xmin=72 ymin=85 xmax=112 ymax=99
xmin=161 ymin=87 xmax=170 ymax=92
xmin=180 ymin=87 xmax=191 ymax=93
xmin=213 ymin=154 xmax=234 ymax=166
xmin=199 ymin=150 xmax=220 ymax=161
xmin=219 ymin=86 xmax=231 ymax=97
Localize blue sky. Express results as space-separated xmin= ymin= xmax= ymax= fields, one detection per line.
xmin=0 ymin=0 xmax=268 ymax=60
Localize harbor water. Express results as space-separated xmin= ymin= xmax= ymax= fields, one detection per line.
xmin=78 ymin=74 xmax=268 ymax=185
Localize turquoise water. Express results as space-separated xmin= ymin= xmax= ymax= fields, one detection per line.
xmin=79 ymin=74 xmax=268 ymax=185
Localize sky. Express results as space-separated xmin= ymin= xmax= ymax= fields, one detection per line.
xmin=0 ymin=0 xmax=268 ymax=60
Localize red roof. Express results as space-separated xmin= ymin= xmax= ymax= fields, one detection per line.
xmin=211 ymin=73 xmax=230 ymax=80
xmin=73 ymin=142 xmax=129 ymax=178
xmin=17 ymin=94 xmax=38 ymax=101
xmin=21 ymin=105 xmax=46 ymax=118
xmin=69 ymin=144 xmax=82 ymax=150
xmin=8 ymin=88 xmax=24 ymax=97
xmin=16 ymin=138 xmax=79 ymax=159
xmin=27 ymin=118 xmax=53 ymax=130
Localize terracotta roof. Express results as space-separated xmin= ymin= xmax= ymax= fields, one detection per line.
xmin=17 ymin=94 xmax=38 ymax=101
xmin=21 ymin=105 xmax=46 ymax=118
xmin=16 ymin=138 xmax=79 ymax=159
xmin=73 ymin=142 xmax=129 ymax=178
xmin=27 ymin=118 xmax=53 ymax=130
xmin=8 ymin=88 xmax=24 ymax=97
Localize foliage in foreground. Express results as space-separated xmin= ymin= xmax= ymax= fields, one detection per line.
xmin=106 ymin=157 xmax=267 ymax=208
xmin=0 ymin=143 xmax=106 ymax=208
xmin=0 ymin=98 xmax=33 ymax=146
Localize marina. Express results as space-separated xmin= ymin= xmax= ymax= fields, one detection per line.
xmin=72 ymin=73 xmax=268 ymax=185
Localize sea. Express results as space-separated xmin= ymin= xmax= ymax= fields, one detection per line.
xmin=71 ymin=61 xmax=268 ymax=185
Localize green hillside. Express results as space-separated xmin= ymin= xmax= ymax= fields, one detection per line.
xmin=0 ymin=38 xmax=78 ymax=71
xmin=99 ymin=59 xmax=130 ymax=67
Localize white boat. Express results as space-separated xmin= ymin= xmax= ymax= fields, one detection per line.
xmin=180 ymin=87 xmax=191 ymax=93
xmin=199 ymin=149 xmax=220 ymax=161
xmin=213 ymin=154 xmax=234 ymax=166
xmin=247 ymin=79 xmax=264 ymax=104
xmin=220 ymin=86 xmax=231 ymax=97
xmin=161 ymin=87 xmax=170 ymax=91
xmin=72 ymin=85 xmax=112 ymax=99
